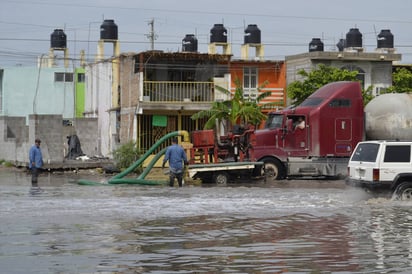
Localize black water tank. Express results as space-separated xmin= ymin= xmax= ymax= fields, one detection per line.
xmin=182 ymin=34 xmax=198 ymax=52
xmin=377 ymin=29 xmax=394 ymax=48
xmin=346 ymin=28 xmax=362 ymax=48
xmin=309 ymin=38 xmax=324 ymax=52
xmin=244 ymin=24 xmax=261 ymax=44
xmin=100 ymin=19 xmax=118 ymax=40
xmin=336 ymin=39 xmax=346 ymax=51
xmin=210 ymin=24 xmax=227 ymax=43
xmin=50 ymin=29 xmax=67 ymax=48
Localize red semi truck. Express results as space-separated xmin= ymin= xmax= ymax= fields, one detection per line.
xmin=254 ymin=81 xmax=365 ymax=180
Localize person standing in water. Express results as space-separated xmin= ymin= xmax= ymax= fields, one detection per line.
xmin=162 ymin=137 xmax=188 ymax=187
xmin=29 ymin=138 xmax=44 ymax=188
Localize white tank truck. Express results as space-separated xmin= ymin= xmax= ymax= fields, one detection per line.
xmin=365 ymin=93 xmax=412 ymax=141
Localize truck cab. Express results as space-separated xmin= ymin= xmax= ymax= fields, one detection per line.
xmin=254 ymin=81 xmax=365 ymax=180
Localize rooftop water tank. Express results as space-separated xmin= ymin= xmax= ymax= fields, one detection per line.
xmin=346 ymin=28 xmax=362 ymax=48
xmin=210 ymin=24 xmax=227 ymax=43
xmin=50 ymin=29 xmax=67 ymax=48
xmin=182 ymin=34 xmax=198 ymax=52
xmin=377 ymin=29 xmax=394 ymax=49
xmin=244 ymin=24 xmax=261 ymax=44
xmin=100 ymin=19 xmax=118 ymax=40
xmin=309 ymin=38 xmax=324 ymax=52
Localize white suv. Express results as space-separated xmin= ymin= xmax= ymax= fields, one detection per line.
xmin=347 ymin=140 xmax=412 ymax=200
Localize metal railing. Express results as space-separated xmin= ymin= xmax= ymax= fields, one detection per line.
xmin=143 ymin=81 xmax=215 ymax=102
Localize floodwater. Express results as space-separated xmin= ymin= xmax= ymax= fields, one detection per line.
xmin=1 ymin=169 xmax=412 ymax=274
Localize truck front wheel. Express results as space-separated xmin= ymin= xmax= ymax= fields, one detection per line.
xmin=394 ymin=182 xmax=412 ymax=201
xmin=213 ymin=172 xmax=229 ymax=185
xmin=262 ymin=158 xmax=285 ymax=180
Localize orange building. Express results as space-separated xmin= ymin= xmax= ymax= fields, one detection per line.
xmin=229 ymin=59 xmax=287 ymax=117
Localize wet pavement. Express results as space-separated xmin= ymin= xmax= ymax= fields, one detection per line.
xmin=1 ymin=168 xmax=412 ymax=273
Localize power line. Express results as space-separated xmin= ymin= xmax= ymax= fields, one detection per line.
xmin=3 ymin=1 xmax=412 ymax=25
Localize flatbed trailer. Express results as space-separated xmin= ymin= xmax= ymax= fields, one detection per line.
xmin=187 ymin=161 xmax=264 ymax=185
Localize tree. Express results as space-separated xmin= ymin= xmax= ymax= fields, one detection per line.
xmin=287 ymin=64 xmax=361 ymax=105
xmin=386 ymin=67 xmax=412 ymax=93
xmin=191 ymin=79 xmax=280 ymax=130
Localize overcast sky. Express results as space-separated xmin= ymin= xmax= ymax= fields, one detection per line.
xmin=1 ymin=0 xmax=412 ymax=67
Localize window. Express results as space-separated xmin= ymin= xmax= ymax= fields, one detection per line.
xmin=329 ymin=99 xmax=351 ymax=107
xmin=384 ymin=145 xmax=411 ymax=163
xmin=55 ymin=72 xmax=74 ymax=82
xmin=300 ymin=98 xmax=323 ymax=107
xmin=64 ymin=73 xmax=73 ymax=82
xmin=55 ymin=72 xmax=64 ymax=82
xmin=243 ymin=67 xmax=257 ymax=98
xmin=265 ymin=114 xmax=283 ymax=129
xmin=341 ymin=65 xmax=365 ymax=88
xmin=77 ymin=73 xmax=85 ymax=83
xmin=351 ymin=143 xmax=380 ymax=162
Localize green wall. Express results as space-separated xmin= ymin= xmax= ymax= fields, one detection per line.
xmin=75 ymin=67 xmax=85 ymax=117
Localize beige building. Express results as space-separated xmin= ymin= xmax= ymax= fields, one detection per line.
xmin=286 ymin=28 xmax=402 ymax=97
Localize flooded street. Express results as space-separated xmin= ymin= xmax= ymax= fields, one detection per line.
xmin=1 ymin=169 xmax=412 ymax=273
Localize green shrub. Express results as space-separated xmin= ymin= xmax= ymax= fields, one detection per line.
xmin=111 ymin=141 xmax=142 ymax=171
xmin=3 ymin=161 xmax=14 ymax=167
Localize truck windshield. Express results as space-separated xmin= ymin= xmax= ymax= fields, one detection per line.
xmin=265 ymin=114 xmax=283 ymax=129
xmin=351 ymin=143 xmax=380 ymax=162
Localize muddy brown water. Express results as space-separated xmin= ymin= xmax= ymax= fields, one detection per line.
xmin=1 ymin=168 xmax=412 ymax=273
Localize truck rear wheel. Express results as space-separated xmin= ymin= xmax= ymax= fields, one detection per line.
xmin=394 ymin=182 xmax=412 ymax=201
xmin=262 ymin=158 xmax=285 ymax=180
xmin=213 ymin=172 xmax=229 ymax=185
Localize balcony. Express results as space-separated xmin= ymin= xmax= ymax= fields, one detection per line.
xmin=143 ymin=81 xmax=215 ymax=103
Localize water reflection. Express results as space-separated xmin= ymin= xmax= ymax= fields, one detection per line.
xmin=1 ymin=170 xmax=412 ymax=273
xmin=114 ymin=214 xmax=360 ymax=273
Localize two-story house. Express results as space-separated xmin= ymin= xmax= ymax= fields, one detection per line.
xmin=85 ymin=23 xmax=288 ymax=157
xmin=286 ymin=28 xmax=402 ymax=97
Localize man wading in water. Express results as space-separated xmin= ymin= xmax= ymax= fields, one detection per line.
xmin=29 ymin=138 xmax=44 ymax=191
xmin=162 ymin=137 xmax=188 ymax=187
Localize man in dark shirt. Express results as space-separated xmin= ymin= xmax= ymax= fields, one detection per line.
xmin=162 ymin=137 xmax=188 ymax=187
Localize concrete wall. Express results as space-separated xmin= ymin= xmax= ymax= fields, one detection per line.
xmin=1 ymin=67 xmax=75 ymax=119
xmin=0 ymin=115 xmax=101 ymax=167
xmin=0 ymin=116 xmax=27 ymax=163
xmin=29 ymin=114 xmax=63 ymax=164
xmin=73 ymin=117 xmax=100 ymax=157
xmin=85 ymin=62 xmax=114 ymax=157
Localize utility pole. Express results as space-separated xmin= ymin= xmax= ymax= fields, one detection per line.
xmin=146 ymin=18 xmax=157 ymax=50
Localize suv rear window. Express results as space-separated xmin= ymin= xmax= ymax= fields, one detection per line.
xmin=384 ymin=145 xmax=411 ymax=162
xmin=351 ymin=143 xmax=380 ymax=162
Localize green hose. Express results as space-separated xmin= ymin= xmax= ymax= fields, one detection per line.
xmin=111 ymin=130 xmax=188 ymax=180
xmin=77 ymin=180 xmax=108 ymax=186
xmin=108 ymin=178 xmax=166 ymax=185
xmin=78 ymin=130 xmax=189 ymax=186
xmin=107 ymin=147 xmax=169 ymax=185
xmin=137 ymin=147 xmax=167 ymax=180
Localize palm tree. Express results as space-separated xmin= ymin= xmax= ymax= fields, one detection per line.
xmin=191 ymin=79 xmax=280 ymax=130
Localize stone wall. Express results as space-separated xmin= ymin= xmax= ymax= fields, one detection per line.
xmin=0 ymin=115 xmax=102 ymax=167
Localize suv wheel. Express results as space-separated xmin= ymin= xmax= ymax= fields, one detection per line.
xmin=394 ymin=182 xmax=412 ymax=201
